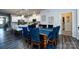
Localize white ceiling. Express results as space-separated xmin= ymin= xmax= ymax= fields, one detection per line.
xmin=0 ymin=9 xmax=44 ymax=17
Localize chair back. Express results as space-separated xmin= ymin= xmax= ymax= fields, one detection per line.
xmin=30 ymin=28 xmax=40 ymax=42
xmin=22 ymin=27 xmax=30 ymax=38
xmin=55 ymin=26 xmax=60 ymax=38
xmin=48 ymin=26 xmax=60 ymax=40
xmin=48 ymin=25 xmax=53 ymax=29
xmin=28 ymin=25 xmax=32 ymax=31
xmin=28 ymin=25 xmax=36 ymax=31
xmin=42 ymin=25 xmax=47 ymax=28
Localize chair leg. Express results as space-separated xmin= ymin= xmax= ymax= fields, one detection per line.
xmin=48 ymin=39 xmax=58 ymax=46
xmin=50 ymin=39 xmax=57 ymax=46
xmin=31 ymin=42 xmax=41 ymax=49
xmin=38 ymin=45 xmax=40 ymax=49
xmin=54 ymin=40 xmax=57 ymax=46
xmin=31 ymin=42 xmax=33 ymax=48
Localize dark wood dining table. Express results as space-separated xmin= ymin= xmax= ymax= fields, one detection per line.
xmin=39 ymin=28 xmax=53 ymax=48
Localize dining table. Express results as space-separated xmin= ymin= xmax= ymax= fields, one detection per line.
xmin=39 ymin=28 xmax=53 ymax=48
xmin=16 ymin=25 xmax=53 ymax=48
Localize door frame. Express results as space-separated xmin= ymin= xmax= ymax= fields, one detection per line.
xmin=61 ymin=12 xmax=72 ymax=36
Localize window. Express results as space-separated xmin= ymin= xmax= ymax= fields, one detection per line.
xmin=48 ymin=16 xmax=54 ymax=24
xmin=41 ymin=15 xmax=46 ymax=22
xmin=0 ymin=20 xmax=3 ymax=24
xmin=0 ymin=18 xmax=4 ymax=24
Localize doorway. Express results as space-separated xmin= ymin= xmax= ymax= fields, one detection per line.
xmin=0 ymin=16 xmax=9 ymax=31
xmin=0 ymin=17 xmax=4 ymax=28
xmin=61 ymin=12 xmax=72 ymax=36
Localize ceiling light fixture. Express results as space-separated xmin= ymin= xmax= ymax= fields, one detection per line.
xmin=21 ymin=14 xmax=24 ymax=18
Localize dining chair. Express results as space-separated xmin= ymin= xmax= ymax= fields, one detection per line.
xmin=28 ymin=25 xmax=32 ymax=31
xmin=28 ymin=25 xmax=36 ymax=31
xmin=30 ymin=28 xmax=41 ymax=49
xmin=42 ymin=25 xmax=47 ymax=28
xmin=47 ymin=26 xmax=60 ymax=46
xmin=22 ymin=27 xmax=30 ymax=37
xmin=22 ymin=27 xmax=31 ymax=45
xmin=48 ymin=25 xmax=53 ymax=29
xmin=46 ymin=44 xmax=56 ymax=49
xmin=55 ymin=26 xmax=60 ymax=38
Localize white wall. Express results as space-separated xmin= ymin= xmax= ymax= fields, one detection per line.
xmin=77 ymin=10 xmax=79 ymax=40
xmin=40 ymin=9 xmax=77 ymax=38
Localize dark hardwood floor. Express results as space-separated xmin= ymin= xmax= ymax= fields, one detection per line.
xmin=57 ymin=35 xmax=79 ymax=49
xmin=0 ymin=28 xmax=79 ymax=49
xmin=0 ymin=28 xmax=28 ymax=49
